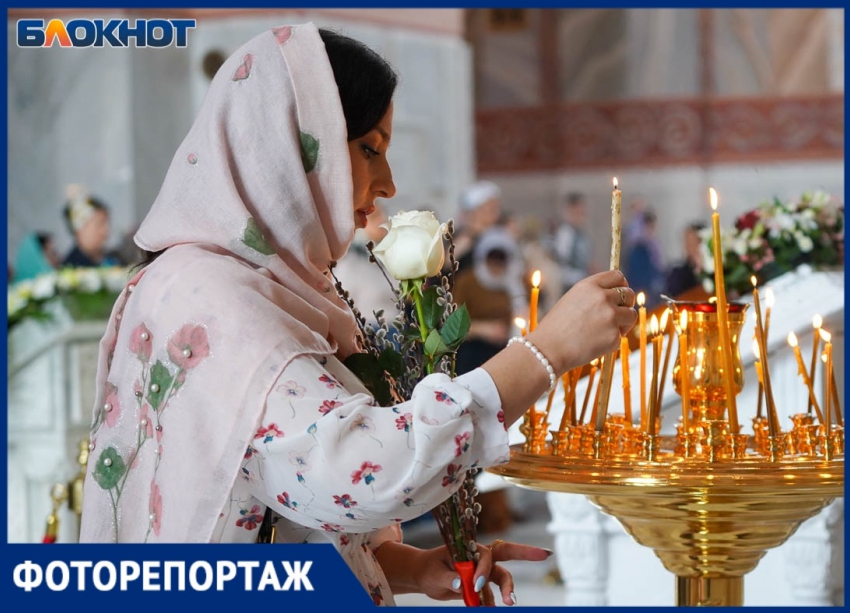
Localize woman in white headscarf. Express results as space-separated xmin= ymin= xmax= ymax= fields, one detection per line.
xmin=79 ymin=24 xmax=637 ymax=606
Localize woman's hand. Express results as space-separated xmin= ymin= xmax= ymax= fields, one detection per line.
xmin=374 ymin=540 xmax=551 ymax=606
xmin=482 ymin=269 xmax=636 ymax=426
xmin=530 ymin=269 xmax=637 ymax=374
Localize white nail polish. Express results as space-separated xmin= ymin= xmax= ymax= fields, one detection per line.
xmin=510 ymin=591 xmax=517 ymax=605
xmin=452 ymin=577 xmax=461 ymax=591
xmin=474 ymin=575 xmax=485 ymax=592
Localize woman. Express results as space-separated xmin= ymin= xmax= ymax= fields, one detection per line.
xmin=12 ymin=232 xmax=60 ymax=283
xmin=62 ymin=189 xmax=116 ymax=268
xmin=79 ymin=24 xmax=637 ymax=606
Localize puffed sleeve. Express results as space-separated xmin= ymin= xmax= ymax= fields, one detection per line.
xmin=239 ymin=355 xmax=510 ymax=533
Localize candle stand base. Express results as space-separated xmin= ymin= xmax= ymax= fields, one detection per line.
xmin=489 ymin=439 xmax=843 ymax=607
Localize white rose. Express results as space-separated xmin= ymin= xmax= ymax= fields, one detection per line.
xmin=31 ymin=273 xmax=57 ymax=300
xmin=373 ymin=210 xmax=446 ymax=280
xmin=8 ymin=289 xmax=26 ymax=316
xmin=796 ymin=233 xmax=814 ymax=253
xmin=76 ymin=268 xmax=102 ymax=293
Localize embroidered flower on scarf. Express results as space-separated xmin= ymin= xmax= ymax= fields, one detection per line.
xmin=129 ymin=323 xmax=153 ymax=361
xmin=318 ymin=374 xmax=341 ymax=389
xmin=278 ymin=380 xmax=306 ymax=398
xmin=255 ymin=423 xmax=284 ymax=443
xmin=351 ymin=461 xmax=382 ymax=485
xmin=318 ymin=399 xmax=342 ymax=415
xmin=235 ymin=504 xmax=264 ymax=530
xmin=454 ymin=432 xmax=471 ymax=457
xmin=333 ymin=494 xmax=358 ymax=509
xmin=395 ymin=413 xmax=413 ymax=432
xmin=442 ymin=463 xmax=462 ymax=487
xmin=277 ymin=492 xmax=298 ymax=510
xmin=149 ymin=481 xmax=162 ymax=537
xmin=244 ymin=446 xmax=257 ymax=460
xmin=167 ymin=324 xmax=210 ymax=369
xmin=103 ymin=382 xmax=122 ymax=428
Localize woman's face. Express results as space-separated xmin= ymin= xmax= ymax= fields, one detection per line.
xmin=348 ymin=103 xmax=396 ymax=230
xmin=77 ymin=208 xmax=110 ymax=254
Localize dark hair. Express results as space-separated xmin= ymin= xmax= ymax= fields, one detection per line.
xmin=565 ymin=192 xmax=585 ymax=207
xmin=63 ymin=196 xmax=108 ymax=236
xmin=319 ymin=28 xmax=398 ymax=141
xmin=687 ymin=221 xmax=707 ymax=233
xmin=35 ymin=232 xmax=53 ymax=249
xmin=485 ymin=248 xmax=508 ymax=265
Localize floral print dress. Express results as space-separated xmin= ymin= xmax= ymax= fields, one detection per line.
xmin=210 ymin=355 xmax=510 ymax=605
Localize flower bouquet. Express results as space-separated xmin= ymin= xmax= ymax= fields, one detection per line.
xmin=7 ymin=266 xmax=131 ymax=331
xmin=331 ymin=210 xmax=488 ymax=606
xmin=700 ymin=190 xmax=844 ymax=297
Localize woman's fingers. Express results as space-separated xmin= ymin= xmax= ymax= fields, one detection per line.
xmin=472 ymin=541 xmax=553 ymax=606
xmin=491 ymin=540 xmax=553 ymax=563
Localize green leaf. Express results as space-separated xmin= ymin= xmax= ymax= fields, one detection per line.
xmin=424 ymin=328 xmax=449 ymax=359
xmin=440 ymin=305 xmax=471 ymax=350
xmin=300 ymin=131 xmax=319 ymax=173
xmin=147 ymin=360 xmax=174 ymax=412
xmin=421 ymin=286 xmax=442 ymax=332
xmin=92 ymin=447 xmax=127 ymax=490
xmin=344 ymin=352 xmax=394 ymax=406
xmin=242 ymin=217 xmax=275 ymax=256
xmin=378 ymin=348 xmax=404 ymax=379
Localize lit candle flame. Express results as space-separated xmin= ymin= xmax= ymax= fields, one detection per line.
xmin=753 ymin=340 xmax=761 ymax=359
xmin=637 ymin=292 xmax=645 ymax=307
xmin=750 ymin=275 xmax=758 ymax=288
xmin=765 ymin=287 xmax=775 ymax=308
xmin=613 ymin=177 xmax=619 ymax=189
xmin=708 ymin=296 xmax=717 ymax=304
xmin=531 ymin=270 xmax=541 ymax=288
xmin=822 ymin=352 xmax=828 ymax=364
xmin=787 ymin=332 xmax=798 ymax=348
xmin=813 ymin=314 xmax=823 ymax=329
xmin=660 ymin=308 xmax=670 ymax=332
xmin=819 ymin=328 xmax=832 ymax=343
xmin=590 ymin=358 xmax=599 ymax=367
xmin=514 ymin=317 xmax=527 ymax=330
xmin=709 ymin=187 xmax=718 ymax=211
xmin=650 ymin=314 xmax=659 ymax=336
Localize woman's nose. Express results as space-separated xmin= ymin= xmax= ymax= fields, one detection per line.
xmin=375 ymin=159 xmax=396 ymax=199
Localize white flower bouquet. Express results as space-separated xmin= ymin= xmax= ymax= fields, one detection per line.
xmin=8 ymin=266 xmax=131 ymax=330
xmin=700 ymin=190 xmax=844 ymax=296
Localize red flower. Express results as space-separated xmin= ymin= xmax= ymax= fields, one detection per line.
xmin=319 ymin=399 xmax=343 ymax=415
xmin=235 ymin=504 xmax=264 ymax=530
xmin=167 ymin=324 xmax=210 ymax=369
xmin=351 ymin=461 xmax=382 ymax=485
xmin=442 ymin=463 xmax=462 ymax=487
xmin=454 ymin=432 xmax=471 ymax=457
xmin=255 ymin=423 xmax=284 ymax=443
xmin=735 ymin=209 xmax=760 ymax=231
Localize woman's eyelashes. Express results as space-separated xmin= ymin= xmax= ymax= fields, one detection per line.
xmin=361 ymin=143 xmax=380 ymax=159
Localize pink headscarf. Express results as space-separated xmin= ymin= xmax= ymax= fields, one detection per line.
xmin=80 ymin=23 xmax=360 ymax=542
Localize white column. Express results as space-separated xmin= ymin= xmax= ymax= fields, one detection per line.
xmin=546 ymin=492 xmax=610 ymax=606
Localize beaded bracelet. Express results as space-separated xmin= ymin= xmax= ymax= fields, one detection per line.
xmin=507 ymin=336 xmax=557 ymax=393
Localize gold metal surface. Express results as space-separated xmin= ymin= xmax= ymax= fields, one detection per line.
xmin=495 ymin=300 xmax=844 ymax=606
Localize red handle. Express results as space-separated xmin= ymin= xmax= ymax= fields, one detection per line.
xmin=454 ymin=560 xmax=481 ymax=607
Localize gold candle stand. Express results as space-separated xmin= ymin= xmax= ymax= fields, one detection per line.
xmin=490 ymin=301 xmax=844 ymax=606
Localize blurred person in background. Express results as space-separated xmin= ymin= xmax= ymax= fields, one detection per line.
xmin=12 ymin=231 xmax=61 ymax=283
xmin=453 ymin=180 xmax=503 ymax=274
xmin=624 ymin=209 xmax=666 ymax=308
xmin=62 ymin=185 xmax=119 ymax=268
xmin=665 ymin=221 xmax=708 ymax=298
xmin=553 ymin=192 xmax=593 ymax=293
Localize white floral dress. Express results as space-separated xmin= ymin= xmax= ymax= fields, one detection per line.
xmin=210 ymin=355 xmax=510 ymax=605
